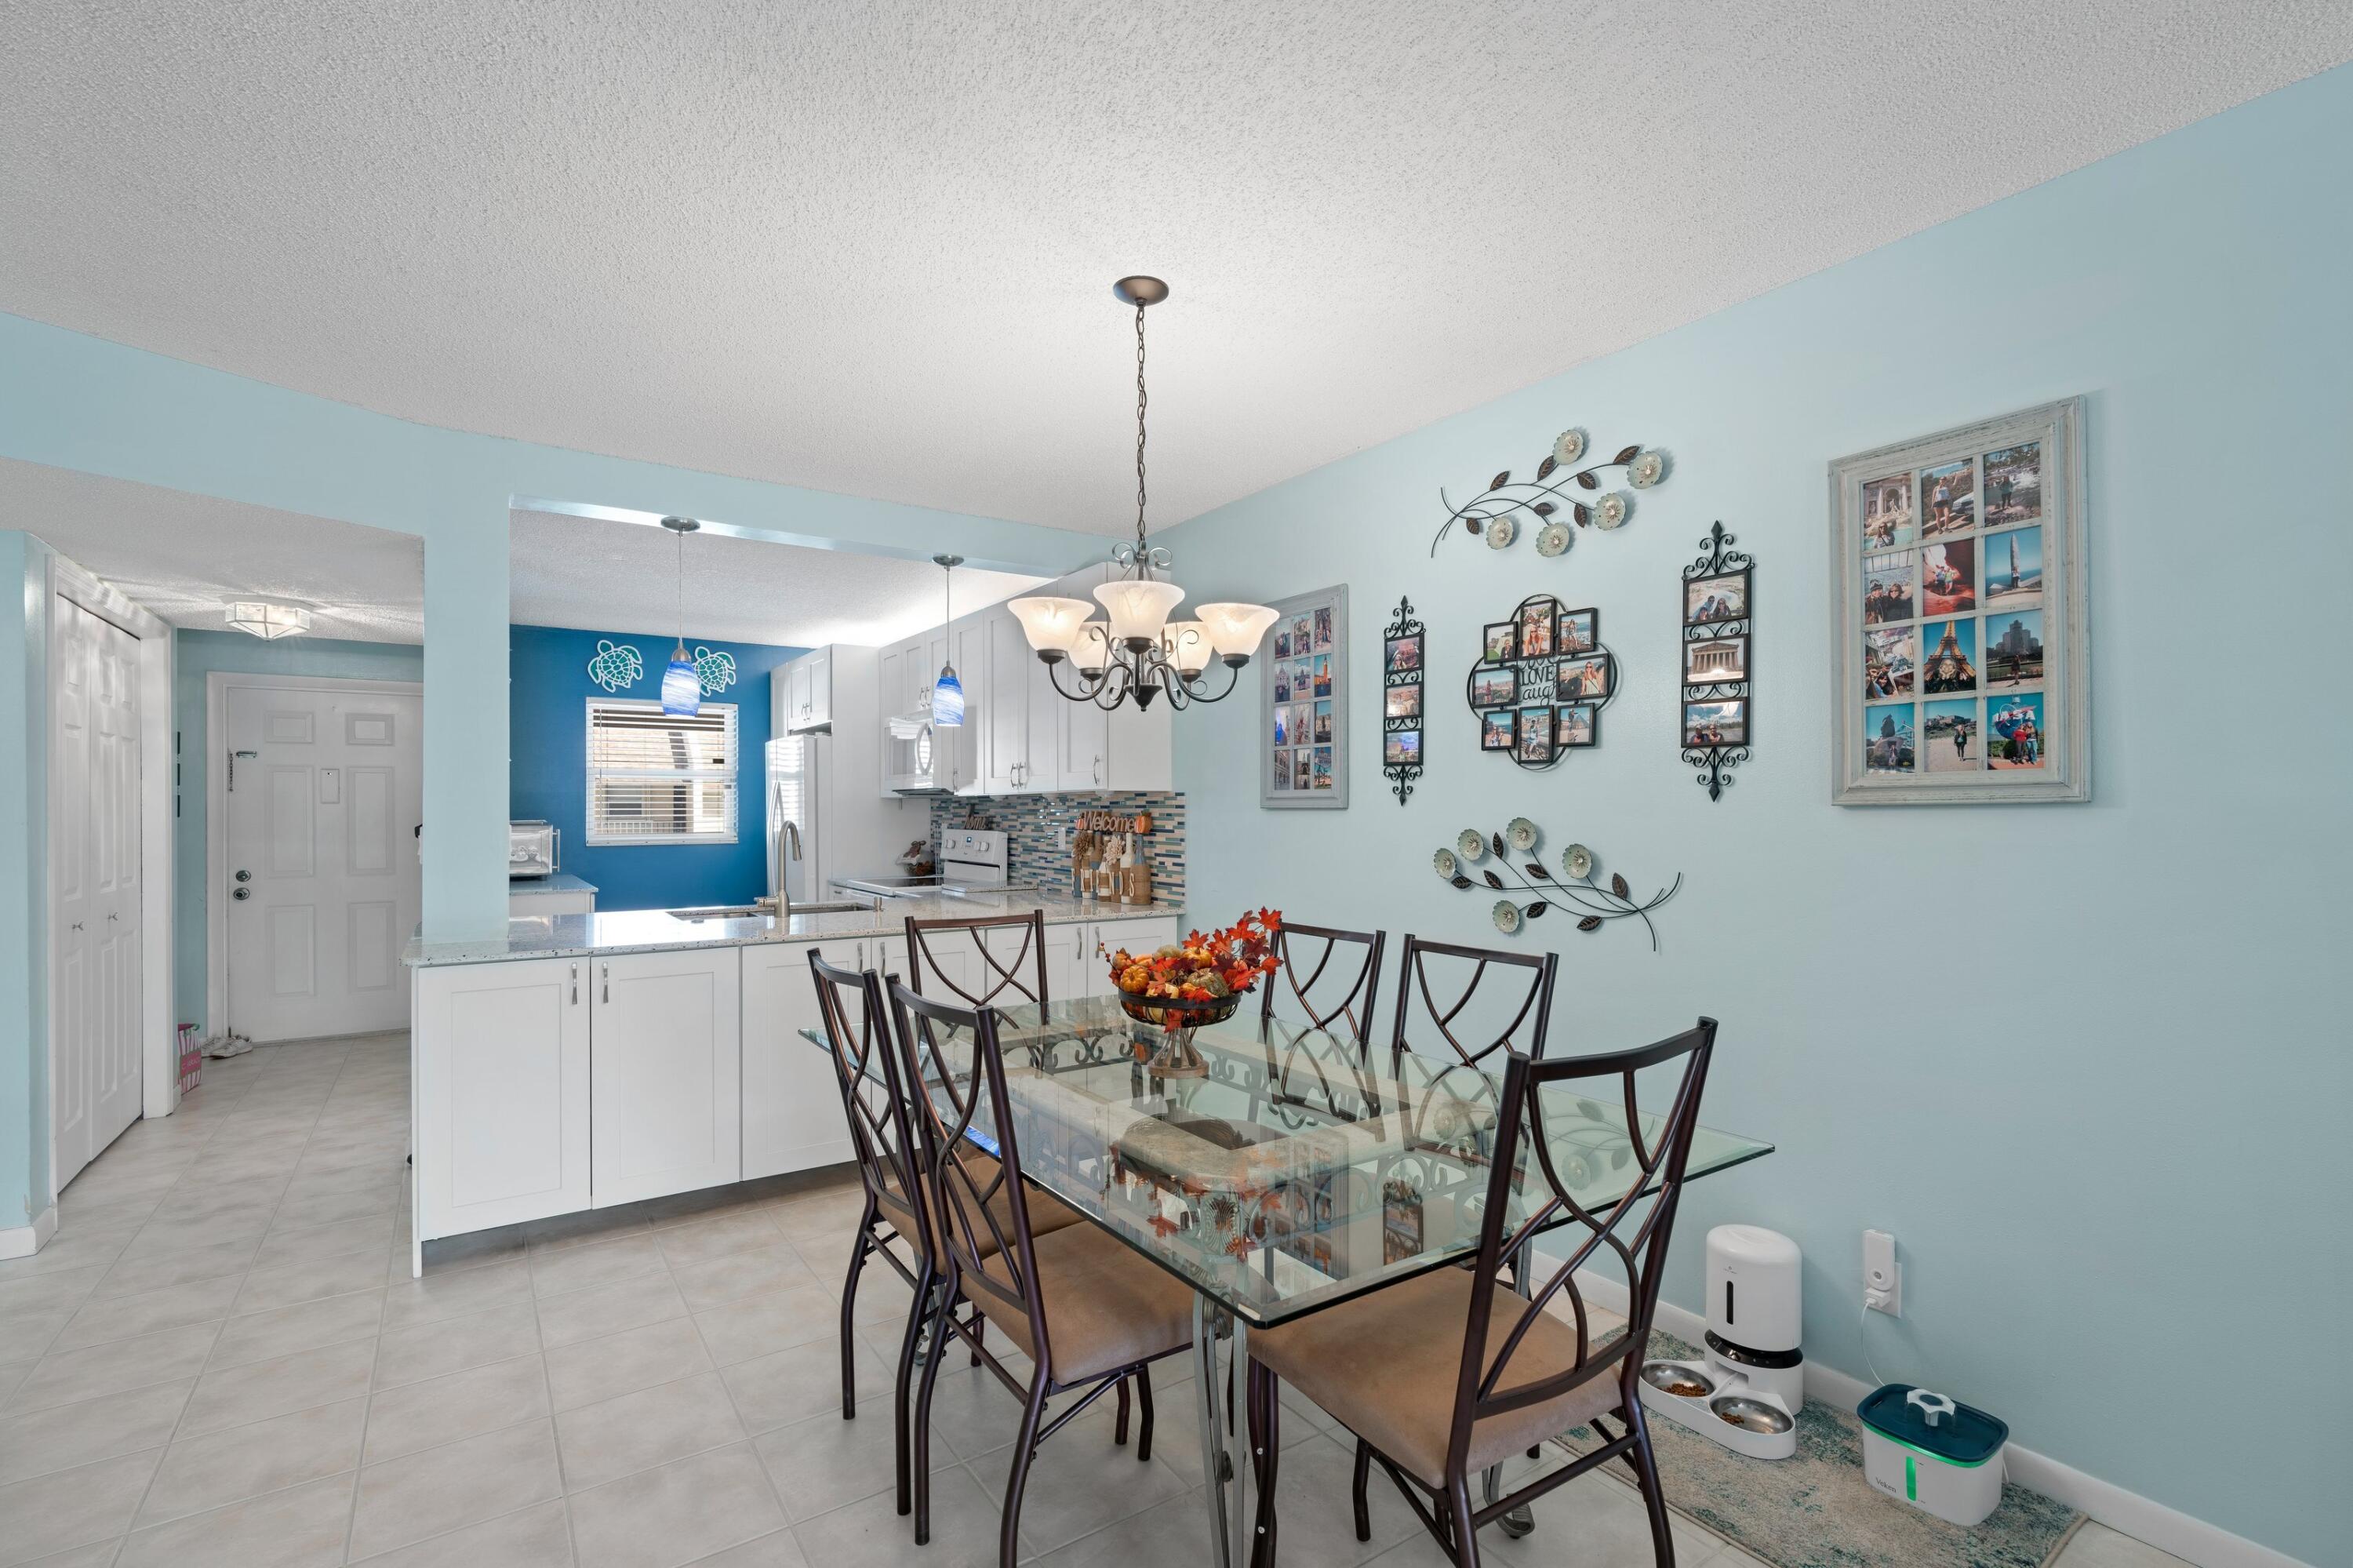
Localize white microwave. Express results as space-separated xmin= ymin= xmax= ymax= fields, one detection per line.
xmin=884 ymin=707 xmax=956 ymax=795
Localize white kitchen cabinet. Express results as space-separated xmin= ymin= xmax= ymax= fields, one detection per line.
xmin=984 ymin=609 xmax=1037 ymax=794
xmin=1106 ymin=700 xmax=1172 ymax=791
xmin=1064 ymin=915 xmax=1181 ymax=999
xmin=413 ymin=955 xmax=591 ymax=1239
xmin=776 ymin=647 xmax=837 ymax=735
xmin=742 ymin=940 xmax=857 ymax=1181
xmin=509 ymin=885 xmax=594 ymax=919
xmin=590 ymin=945 xmax=743 ymax=1206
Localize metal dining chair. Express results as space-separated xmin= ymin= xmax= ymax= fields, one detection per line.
xmin=901 ymin=908 xmax=1053 ymax=1007
xmin=889 ymin=980 xmax=1195 ymax=1566
xmin=1388 ymin=935 xmax=1559 ymax=1067
xmin=806 ymin=948 xmax=1083 ymax=1522
xmin=1245 ymin=1020 xmax=1720 ymax=1568
xmin=1260 ymin=920 xmax=1387 ymax=1044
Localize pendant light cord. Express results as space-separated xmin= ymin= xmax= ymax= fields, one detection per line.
xmin=675 ymin=524 xmax=686 ymax=651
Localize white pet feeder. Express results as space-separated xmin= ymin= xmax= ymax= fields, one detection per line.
xmin=1637 ymin=1224 xmax=1802 ymax=1461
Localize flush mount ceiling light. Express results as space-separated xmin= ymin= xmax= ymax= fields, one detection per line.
xmin=1009 ymin=277 xmax=1277 ymax=710
xmin=226 ymin=599 xmax=311 ymax=639
xmin=659 ymin=515 xmax=702 ymax=717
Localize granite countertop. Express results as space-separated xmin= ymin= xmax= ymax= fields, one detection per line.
xmin=404 ymin=891 xmax=1179 ymax=968
xmin=506 ymin=873 xmax=598 ymax=895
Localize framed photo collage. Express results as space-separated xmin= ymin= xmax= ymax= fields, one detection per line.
xmin=1461 ymin=594 xmax=1617 ymax=771
xmin=1831 ymin=397 xmax=2087 ymax=804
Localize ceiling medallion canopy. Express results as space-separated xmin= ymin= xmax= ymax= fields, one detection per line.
xmin=1009 ymin=277 xmax=1277 ymax=710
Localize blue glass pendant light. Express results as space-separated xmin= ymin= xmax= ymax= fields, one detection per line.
xmin=660 ymin=517 xmax=702 ymax=718
xmin=931 ymin=554 xmax=965 ymax=726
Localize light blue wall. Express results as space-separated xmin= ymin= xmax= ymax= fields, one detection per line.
xmin=1160 ymin=69 xmax=2351 ymax=1563
xmin=0 ymin=534 xmax=53 ymax=1231
xmin=0 ymin=306 xmax=1102 ymax=1239
xmin=170 ymin=630 xmax=425 ymax=1026
xmin=508 ymin=624 xmax=807 ymax=912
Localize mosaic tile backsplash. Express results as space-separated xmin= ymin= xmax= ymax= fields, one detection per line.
xmin=929 ymin=791 xmax=1187 ymax=911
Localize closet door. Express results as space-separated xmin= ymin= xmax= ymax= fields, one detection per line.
xmin=51 ymin=598 xmax=143 ymax=1191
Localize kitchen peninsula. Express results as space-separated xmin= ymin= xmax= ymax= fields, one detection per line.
xmin=401 ymin=895 xmax=1177 ymax=1275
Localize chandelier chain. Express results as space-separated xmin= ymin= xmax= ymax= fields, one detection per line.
xmin=1134 ymin=300 xmax=1149 ymax=558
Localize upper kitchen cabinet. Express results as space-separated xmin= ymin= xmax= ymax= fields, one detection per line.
xmin=776 ymin=646 xmax=834 ymax=733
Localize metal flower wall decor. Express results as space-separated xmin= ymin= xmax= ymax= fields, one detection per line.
xmin=692 ymin=647 xmax=738 ymax=697
xmin=1430 ymin=427 xmax=1668 ymax=560
xmin=586 ymin=640 xmax=646 ymax=693
xmin=1430 ymin=821 xmax=1680 ymax=950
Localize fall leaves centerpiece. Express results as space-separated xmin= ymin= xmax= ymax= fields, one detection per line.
xmin=1107 ymin=909 xmax=1282 ymax=1038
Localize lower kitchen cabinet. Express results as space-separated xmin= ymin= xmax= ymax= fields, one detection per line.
xmin=590 ymin=945 xmax=743 ymax=1207
xmin=742 ymin=939 xmax=857 ymax=1180
xmin=413 ymin=955 xmax=591 ymax=1239
xmin=1074 ymin=915 xmax=1181 ymax=998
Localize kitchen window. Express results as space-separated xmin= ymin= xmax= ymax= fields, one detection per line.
xmin=585 ymin=698 xmax=738 ymax=846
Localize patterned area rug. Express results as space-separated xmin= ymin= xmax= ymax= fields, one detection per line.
xmin=1561 ymin=1333 xmax=2082 ymax=1568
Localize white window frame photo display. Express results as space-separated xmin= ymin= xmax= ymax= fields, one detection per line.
xmin=1260 ymin=584 xmax=1349 ymax=809
xmin=1829 ymin=395 xmax=2088 ymax=804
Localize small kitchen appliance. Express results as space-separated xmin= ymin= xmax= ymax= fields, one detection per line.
xmin=1857 ymin=1384 xmax=2009 ymax=1526
xmin=1636 ymin=1224 xmax=1802 ymax=1460
xmin=507 ymin=820 xmax=558 ymax=879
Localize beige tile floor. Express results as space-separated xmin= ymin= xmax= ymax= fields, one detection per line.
xmin=0 ymin=1035 xmax=2192 ymax=1568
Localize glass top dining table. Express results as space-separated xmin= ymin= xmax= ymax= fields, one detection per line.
xmin=799 ymin=994 xmax=1772 ymax=1331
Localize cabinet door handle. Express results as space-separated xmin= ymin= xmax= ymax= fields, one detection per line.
xmin=570 ymin=963 xmax=578 ymax=1004
xmin=1093 ymin=755 xmax=1103 ymax=785
xmin=601 ymin=963 xmax=609 ymax=1003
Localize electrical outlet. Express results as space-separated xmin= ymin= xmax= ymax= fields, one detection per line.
xmin=1863 ymin=1228 xmax=1902 ymax=1316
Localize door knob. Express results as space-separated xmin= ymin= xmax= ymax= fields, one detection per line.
xmin=232 ymin=887 xmax=250 ymax=900
xmin=235 ymin=869 xmax=252 ymax=882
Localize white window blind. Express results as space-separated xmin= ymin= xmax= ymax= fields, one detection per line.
xmin=585 ymin=698 xmax=738 ymax=846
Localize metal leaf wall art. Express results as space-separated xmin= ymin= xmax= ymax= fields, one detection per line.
xmin=1431 ymin=427 xmax=1668 ymax=560
xmin=1430 ymin=823 xmax=1680 ymax=950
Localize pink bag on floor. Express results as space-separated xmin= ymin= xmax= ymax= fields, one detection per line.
xmin=177 ymin=1023 xmax=202 ymax=1094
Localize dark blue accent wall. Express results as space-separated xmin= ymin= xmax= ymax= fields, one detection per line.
xmin=508 ymin=625 xmax=809 ymax=913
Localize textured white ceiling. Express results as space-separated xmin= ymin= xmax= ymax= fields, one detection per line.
xmin=510 ymin=509 xmax=1047 ymax=649
xmin=0 ymin=459 xmax=425 ymax=642
xmin=5 ymin=5 xmax=2349 ymax=534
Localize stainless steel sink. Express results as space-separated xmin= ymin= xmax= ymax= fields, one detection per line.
xmin=666 ymin=899 xmax=878 ymax=922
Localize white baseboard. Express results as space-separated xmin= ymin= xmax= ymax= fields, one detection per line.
xmin=1569 ymin=1270 xmax=2311 ymax=1568
xmin=0 ymin=1206 xmax=59 ymax=1260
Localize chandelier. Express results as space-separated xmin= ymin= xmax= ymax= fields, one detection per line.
xmin=1008 ymin=277 xmax=1277 ymax=709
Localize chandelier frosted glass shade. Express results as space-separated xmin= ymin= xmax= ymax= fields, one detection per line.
xmin=1195 ymin=603 xmax=1282 ymax=658
xmin=1158 ymin=620 xmax=1212 ymax=675
xmin=661 ymin=640 xmax=701 ymax=717
xmin=226 ymin=601 xmax=311 ymax=639
xmin=1006 ymin=596 xmax=1095 ymax=654
xmin=1093 ymin=579 xmax=1187 ymax=645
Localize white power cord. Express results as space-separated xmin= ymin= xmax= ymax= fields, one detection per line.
xmin=1859 ymin=1298 xmax=1890 ymax=1389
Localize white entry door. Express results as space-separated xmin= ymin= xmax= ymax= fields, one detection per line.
xmin=224 ymin=681 xmax=424 ymax=1042
xmin=52 ymin=598 xmax=144 ymax=1189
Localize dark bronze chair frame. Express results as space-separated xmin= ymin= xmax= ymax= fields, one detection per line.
xmin=1388 ymin=936 xmax=1561 ymax=1068
xmin=806 ymin=948 xmax=958 ymax=1520
xmin=889 ymin=981 xmax=1179 ymax=1566
xmin=900 ymin=908 xmax=1053 ymax=1007
xmin=1249 ymin=1019 xmax=1719 ymax=1568
xmin=1260 ymin=920 xmax=1387 ymax=1043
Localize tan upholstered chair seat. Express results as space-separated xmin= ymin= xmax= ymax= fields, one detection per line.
xmin=875 ymin=1156 xmax=1083 ymax=1261
xmin=964 ymin=1223 xmax=1195 ymax=1383
xmin=1249 ymin=1266 xmax=1624 ymax=1488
